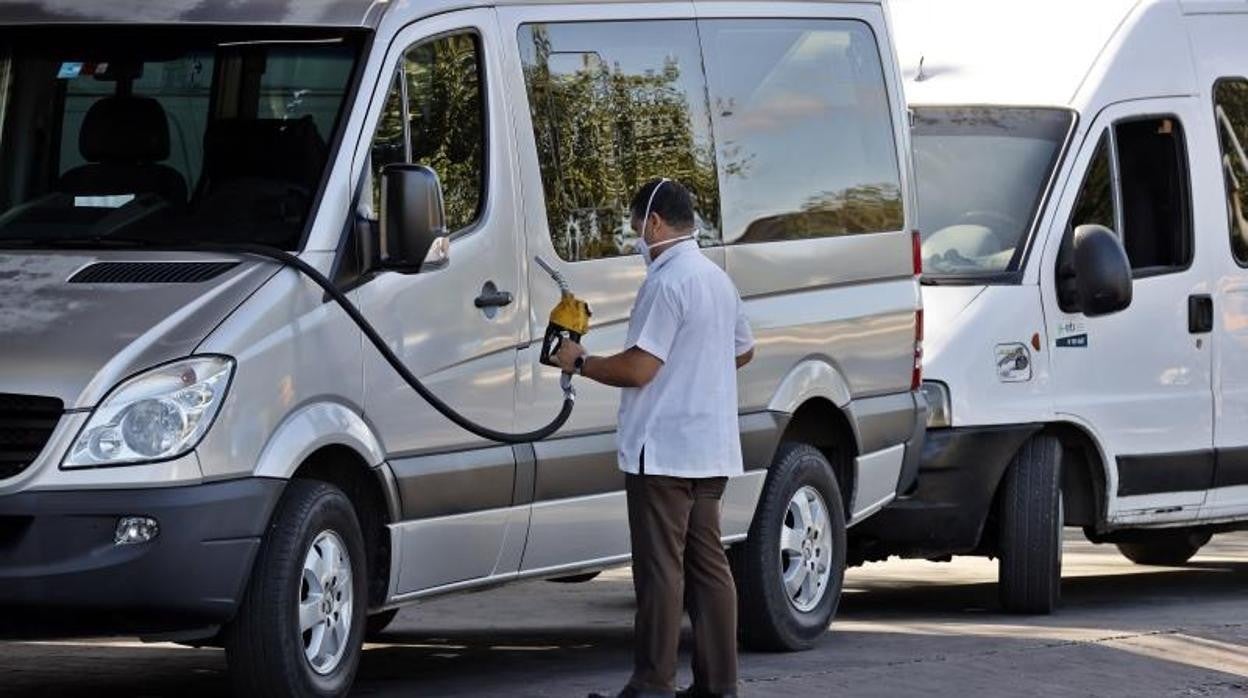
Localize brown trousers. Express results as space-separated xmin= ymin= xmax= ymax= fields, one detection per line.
xmin=625 ymin=470 xmax=739 ymax=695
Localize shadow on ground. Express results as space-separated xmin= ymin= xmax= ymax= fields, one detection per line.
xmin=2 ymin=537 xmax=1247 ymax=697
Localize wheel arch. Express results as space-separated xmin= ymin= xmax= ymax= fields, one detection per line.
xmin=249 ymin=401 xmax=398 ymax=611
xmin=1042 ymin=420 xmax=1110 ymax=530
xmin=982 ymin=420 xmax=1110 ymax=543
xmin=766 ymin=358 xmax=859 ymax=514
xmin=253 ymin=401 xmax=386 ymax=479
xmin=767 ymin=357 xmax=853 ymax=414
xmin=778 ymin=396 xmax=858 ymax=517
xmin=288 ymin=444 xmax=397 ymax=610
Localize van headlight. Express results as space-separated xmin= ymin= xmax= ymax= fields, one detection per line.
xmin=64 ymin=356 xmax=235 ymax=468
xmin=920 ymin=381 xmax=951 ymax=428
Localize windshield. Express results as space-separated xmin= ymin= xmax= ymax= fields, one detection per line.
xmin=914 ymin=106 xmax=1073 ymax=276
xmin=0 ymin=27 xmax=362 ymax=250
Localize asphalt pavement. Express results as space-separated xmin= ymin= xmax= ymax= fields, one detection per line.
xmin=3 ymin=530 xmax=1246 ymax=697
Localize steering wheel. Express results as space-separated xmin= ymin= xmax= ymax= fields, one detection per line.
xmin=957 ymin=209 xmax=1023 ymax=251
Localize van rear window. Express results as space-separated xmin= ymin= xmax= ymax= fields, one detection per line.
xmin=701 ymin=19 xmax=904 ymax=245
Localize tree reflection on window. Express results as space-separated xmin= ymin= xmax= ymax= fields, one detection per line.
xmin=519 ymin=22 xmax=720 ymax=263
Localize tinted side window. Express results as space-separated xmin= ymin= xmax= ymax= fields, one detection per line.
xmin=518 ymin=21 xmax=720 ymax=263
xmin=1214 ymin=78 xmax=1248 ymax=264
xmin=1069 ymin=132 xmax=1114 ymax=231
xmin=369 ymin=33 xmax=485 ymax=232
xmin=370 ymin=71 xmax=405 ymax=214
xmin=1115 ymin=117 xmax=1191 ymax=274
xmin=701 ymin=19 xmax=903 ymax=244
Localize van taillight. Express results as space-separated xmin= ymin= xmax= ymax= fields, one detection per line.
xmin=912 ymin=308 xmax=924 ymax=392
xmin=912 ymin=229 xmax=922 ymax=276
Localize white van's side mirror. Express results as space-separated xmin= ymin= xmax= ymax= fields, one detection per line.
xmin=1067 ymin=224 xmax=1133 ymax=317
xmin=378 ymin=164 xmax=450 ymax=273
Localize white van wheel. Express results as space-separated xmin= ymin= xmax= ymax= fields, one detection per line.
xmin=998 ymin=434 xmax=1063 ymax=614
xmin=224 ymin=480 xmax=367 ymax=698
xmin=732 ymin=442 xmax=846 ymax=651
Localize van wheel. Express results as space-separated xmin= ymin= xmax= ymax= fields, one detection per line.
xmin=1116 ymin=530 xmax=1212 ymax=566
xmin=998 ymin=434 xmax=1063 ymax=615
xmin=365 ymin=609 xmax=400 ymax=640
xmin=733 ymin=442 xmax=846 ymax=652
xmin=224 ymin=480 xmax=367 ymax=698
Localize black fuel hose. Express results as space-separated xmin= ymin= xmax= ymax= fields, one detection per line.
xmin=209 ymin=244 xmax=575 ymax=444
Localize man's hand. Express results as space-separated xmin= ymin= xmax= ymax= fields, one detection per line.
xmin=553 ymin=338 xmax=586 ymax=374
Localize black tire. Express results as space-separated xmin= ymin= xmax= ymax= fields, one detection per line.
xmin=365 ymin=609 xmax=400 ymax=640
xmin=547 ymin=572 xmax=601 ymax=584
xmin=1116 ymin=530 xmax=1212 ymax=566
xmin=224 ymin=480 xmax=367 ymax=698
xmin=733 ymin=442 xmax=847 ymax=652
xmin=998 ymin=434 xmax=1063 ymax=615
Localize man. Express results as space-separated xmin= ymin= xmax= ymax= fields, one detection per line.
xmin=555 ymin=178 xmax=755 ymax=698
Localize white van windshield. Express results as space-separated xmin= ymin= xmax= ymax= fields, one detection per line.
xmin=914 ymin=107 xmax=1073 ymax=277
xmin=0 ymin=27 xmax=363 ymax=251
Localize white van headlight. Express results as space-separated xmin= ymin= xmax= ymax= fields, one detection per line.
xmin=920 ymin=381 xmax=951 ymax=428
xmin=64 ymin=356 xmax=235 ymax=468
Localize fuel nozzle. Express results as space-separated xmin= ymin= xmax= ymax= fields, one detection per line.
xmin=536 ymin=256 xmax=592 ymax=374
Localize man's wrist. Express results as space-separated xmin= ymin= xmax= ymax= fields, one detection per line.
xmin=574 ymin=354 xmax=589 ymax=376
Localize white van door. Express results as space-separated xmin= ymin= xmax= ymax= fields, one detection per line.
xmin=1041 ymin=100 xmax=1214 ymax=521
xmin=355 ymin=10 xmax=530 ymax=594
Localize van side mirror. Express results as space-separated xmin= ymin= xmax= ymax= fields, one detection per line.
xmin=1069 ymin=224 xmax=1133 ymax=317
xmin=378 ymin=164 xmax=450 ymax=273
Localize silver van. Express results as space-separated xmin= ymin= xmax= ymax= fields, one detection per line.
xmin=0 ymin=1 xmax=923 ymax=695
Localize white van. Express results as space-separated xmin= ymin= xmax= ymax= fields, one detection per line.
xmin=857 ymin=0 xmax=1248 ymax=613
xmin=0 ymin=1 xmax=923 ymax=695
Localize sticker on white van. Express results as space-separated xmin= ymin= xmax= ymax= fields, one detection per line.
xmin=1055 ymin=321 xmax=1088 ymax=348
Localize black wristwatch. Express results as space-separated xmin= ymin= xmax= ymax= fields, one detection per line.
xmin=573 ymin=355 xmax=587 ymax=375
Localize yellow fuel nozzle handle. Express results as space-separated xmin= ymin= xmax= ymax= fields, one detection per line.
xmin=535 ymin=257 xmax=592 ymax=368
xmin=550 ymin=291 xmax=591 ymax=337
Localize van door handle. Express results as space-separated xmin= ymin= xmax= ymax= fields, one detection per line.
xmin=1188 ymin=294 xmax=1213 ymax=334
xmin=475 ymin=285 xmax=514 ymax=309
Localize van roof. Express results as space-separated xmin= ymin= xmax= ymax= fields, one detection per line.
xmin=891 ymin=0 xmax=1181 ymax=108
xmin=0 ymin=0 xmax=883 ymax=29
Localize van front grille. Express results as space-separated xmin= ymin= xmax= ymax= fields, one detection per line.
xmin=0 ymin=394 xmax=63 ymax=480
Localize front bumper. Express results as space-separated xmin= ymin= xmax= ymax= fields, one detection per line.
xmin=0 ymin=477 xmax=283 ymax=633
xmin=853 ymin=424 xmax=1040 ymax=560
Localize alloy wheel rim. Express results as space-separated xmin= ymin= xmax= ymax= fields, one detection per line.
xmin=300 ymin=530 xmax=354 ymax=675
xmin=779 ymin=485 xmax=833 ymax=613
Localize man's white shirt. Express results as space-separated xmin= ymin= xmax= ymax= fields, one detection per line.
xmin=617 ymin=239 xmax=755 ymax=478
